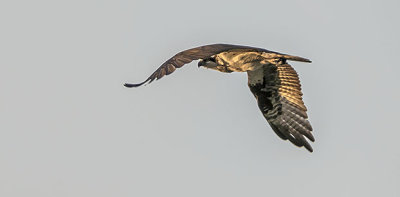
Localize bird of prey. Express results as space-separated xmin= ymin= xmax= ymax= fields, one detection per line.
xmin=125 ymin=44 xmax=315 ymax=152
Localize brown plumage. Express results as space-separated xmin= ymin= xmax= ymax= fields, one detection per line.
xmin=125 ymin=44 xmax=314 ymax=152
xmin=124 ymin=44 xmax=310 ymax=87
xmin=247 ymin=63 xmax=314 ymax=152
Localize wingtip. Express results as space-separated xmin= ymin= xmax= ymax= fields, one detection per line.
xmin=305 ymin=133 xmax=315 ymax=142
xmin=302 ymin=138 xmax=315 ymax=152
xmin=305 ymin=144 xmax=314 ymax=152
xmin=124 ymin=83 xmax=143 ymax=88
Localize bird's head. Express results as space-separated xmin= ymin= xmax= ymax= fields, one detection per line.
xmin=198 ymin=57 xmax=219 ymax=69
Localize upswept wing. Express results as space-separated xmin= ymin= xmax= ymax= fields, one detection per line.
xmin=248 ymin=62 xmax=314 ymax=152
xmin=124 ymin=44 xmax=309 ymax=87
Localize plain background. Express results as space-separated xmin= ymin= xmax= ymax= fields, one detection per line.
xmin=1 ymin=0 xmax=399 ymax=196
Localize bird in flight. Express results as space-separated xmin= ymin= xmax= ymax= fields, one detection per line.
xmin=125 ymin=44 xmax=315 ymax=152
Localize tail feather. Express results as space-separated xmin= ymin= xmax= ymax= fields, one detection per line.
xmin=281 ymin=55 xmax=312 ymax=63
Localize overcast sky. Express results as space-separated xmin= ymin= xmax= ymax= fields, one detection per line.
xmin=1 ymin=0 xmax=399 ymax=196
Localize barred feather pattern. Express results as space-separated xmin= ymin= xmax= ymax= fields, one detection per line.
xmin=248 ymin=63 xmax=314 ymax=152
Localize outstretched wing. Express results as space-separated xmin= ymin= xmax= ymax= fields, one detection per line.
xmin=247 ymin=62 xmax=314 ymax=152
xmin=124 ymin=44 xmax=289 ymax=87
xmin=124 ymin=44 xmax=243 ymax=87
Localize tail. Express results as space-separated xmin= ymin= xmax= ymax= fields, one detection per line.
xmin=281 ymin=54 xmax=312 ymax=63
xmin=261 ymin=52 xmax=312 ymax=63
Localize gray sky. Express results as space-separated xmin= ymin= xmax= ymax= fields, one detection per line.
xmin=1 ymin=0 xmax=399 ymax=196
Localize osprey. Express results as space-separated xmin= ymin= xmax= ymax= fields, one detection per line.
xmin=125 ymin=44 xmax=315 ymax=152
